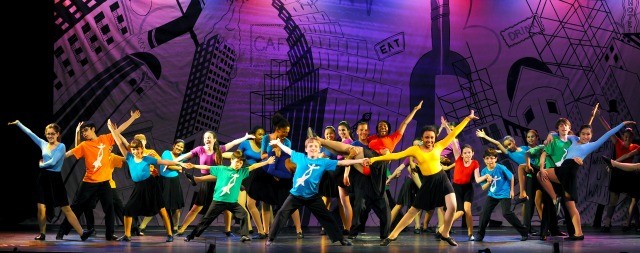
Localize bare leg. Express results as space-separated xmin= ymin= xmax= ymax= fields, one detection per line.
xmin=564 ymin=199 xmax=583 ymax=236
xmin=463 ymin=202 xmax=473 ymax=236
xmin=37 ymin=204 xmax=46 ymax=234
xmin=438 ymin=193 xmax=457 ymax=238
xmin=338 ymin=187 xmax=352 ymax=230
xmin=246 ymin=196 xmax=265 ymax=234
xmin=536 ymin=168 xmax=560 ymax=201
xmin=437 ymin=207 xmax=444 ymax=229
xmin=224 ymin=211 xmax=232 ymax=232
xmin=390 ymin=204 xmax=402 ymax=223
xmin=263 ymin=204 xmax=272 ymax=233
xmin=172 ymin=210 xmax=181 ymax=231
xmin=413 ymin=210 xmax=422 ymax=229
xmin=177 ymin=204 xmax=203 ymax=234
xmin=60 ymin=205 xmax=84 ymax=235
xmin=388 ymin=207 xmax=421 ymax=239
xmin=292 ymin=210 xmax=302 ymax=233
xmin=535 ymin=190 xmax=543 ymax=219
xmin=423 ymin=209 xmax=434 ymax=230
xmin=518 ymin=165 xmax=528 ymax=199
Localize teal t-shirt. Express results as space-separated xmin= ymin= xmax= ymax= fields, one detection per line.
xmin=481 ymin=163 xmax=513 ymax=199
xmin=209 ymin=165 xmax=249 ymax=203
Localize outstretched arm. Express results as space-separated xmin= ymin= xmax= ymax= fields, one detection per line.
xmin=223 ymin=133 xmax=255 ymax=151
xmin=107 ymin=119 xmax=129 ymax=157
xmin=248 ymin=156 xmax=276 ymax=171
xmin=337 ymin=158 xmax=368 ymax=166
xmin=611 ymin=160 xmax=640 ymax=172
xmin=269 ymin=139 xmax=293 ymax=155
xmin=397 ymin=100 xmax=423 ymax=135
xmin=476 ymin=129 xmax=507 ymax=154
xmin=115 ymin=110 xmax=141 ymax=133
xmin=616 ymin=148 xmax=639 ymax=162
xmin=9 ymin=121 xmax=46 ymax=148
xmin=74 ymin=121 xmax=83 ymax=147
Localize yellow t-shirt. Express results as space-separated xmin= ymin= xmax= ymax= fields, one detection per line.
xmin=371 ymin=117 xmax=470 ymax=176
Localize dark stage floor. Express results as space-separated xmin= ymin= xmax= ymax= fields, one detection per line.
xmin=0 ymin=226 xmax=638 ymax=253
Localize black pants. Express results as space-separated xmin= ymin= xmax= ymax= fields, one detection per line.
xmin=84 ymin=189 xmax=133 ymax=228
xmin=59 ymin=181 xmax=115 ymax=237
xmin=478 ymin=197 xmax=528 ymax=237
xmin=189 ymin=200 xmax=248 ymax=237
xmin=522 ymin=174 xmax=538 ymax=232
xmin=539 ymin=182 xmax=575 ymax=236
xmin=270 ymin=195 xmax=344 ymax=243
xmin=349 ymin=189 xmax=390 ymax=239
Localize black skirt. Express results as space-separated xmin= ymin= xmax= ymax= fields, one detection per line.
xmin=412 ymin=170 xmax=454 ymax=210
xmin=35 ymin=170 xmax=69 ymax=207
xmin=452 ymin=182 xmax=473 ymax=211
xmin=396 ymin=177 xmax=419 ymax=206
xmin=554 ymin=159 xmax=579 ymax=202
xmin=124 ymin=177 xmax=166 ymax=216
xmin=246 ymin=168 xmax=272 ymax=202
xmin=193 ymin=181 xmax=216 ymax=215
xmin=161 ymin=176 xmax=184 ymax=210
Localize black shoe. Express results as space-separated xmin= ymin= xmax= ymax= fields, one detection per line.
xmin=602 ymin=156 xmax=613 ymax=168
xmin=565 ymin=234 xmax=584 ymax=241
xmin=106 ymin=234 xmax=119 ymax=241
xmin=520 ymin=235 xmax=529 ymax=241
xmin=550 ymin=230 xmax=567 ymax=237
xmin=474 ymin=234 xmax=484 ymax=242
xmin=184 ymin=234 xmax=195 ymax=242
xmin=434 ymin=231 xmax=442 ymax=240
xmin=380 ymin=237 xmax=396 ymax=246
xmin=241 ymin=235 xmax=251 ymax=242
xmin=55 ymin=231 xmax=64 ymax=240
xmin=253 ymin=233 xmax=267 ymax=239
xmin=35 ymin=233 xmax=46 ymax=241
xmin=441 ymin=236 xmax=458 ymax=246
xmin=249 ymin=229 xmax=254 ymax=234
xmin=117 ymin=235 xmax=131 ymax=242
xmin=297 ymin=232 xmax=304 ymax=239
xmin=166 ymin=235 xmax=174 ymax=242
xmin=414 ymin=228 xmax=421 ymax=234
xmin=81 ymin=228 xmax=94 ymax=241
xmin=600 ymin=226 xmax=611 ymax=233
xmin=342 ymin=229 xmax=350 ymax=236
xmin=185 ymin=173 xmax=197 ymax=186
xmin=224 ymin=231 xmax=234 ymax=237
xmin=339 ymin=239 xmax=352 ymax=246
xmin=423 ymin=227 xmax=434 ymax=233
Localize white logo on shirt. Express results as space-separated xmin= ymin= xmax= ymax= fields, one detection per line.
xmin=220 ymin=174 xmax=239 ymax=196
xmin=295 ymin=163 xmax=320 ymax=187
xmin=92 ymin=143 xmax=106 ymax=171
xmin=490 ymin=175 xmax=502 ymax=193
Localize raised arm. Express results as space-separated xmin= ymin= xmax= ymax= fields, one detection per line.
xmin=476 ymin=129 xmax=507 ymax=154
xmin=10 ymin=121 xmax=46 ymax=148
xmin=591 ymin=121 xmax=634 ymax=150
xmin=269 ymin=139 xmax=292 ymax=155
xmin=597 ymin=114 xmax=618 ymax=143
xmin=107 ymin=119 xmax=129 ymax=157
xmin=115 ymin=110 xmax=141 ymax=133
xmin=397 ymin=100 xmax=423 ymax=135
xmin=248 ymin=156 xmax=275 ymax=171
xmin=74 ymin=121 xmax=83 ymax=147
xmin=223 ymin=133 xmax=255 ymax=151
xmin=438 ymin=111 xmax=475 ymax=148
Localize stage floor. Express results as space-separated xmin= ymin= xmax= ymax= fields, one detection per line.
xmin=0 ymin=226 xmax=638 ymax=253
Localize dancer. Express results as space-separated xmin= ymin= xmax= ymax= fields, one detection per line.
xmin=107 ymin=120 xmax=188 ymax=242
xmin=132 ymin=134 xmax=161 ymax=236
xmin=265 ymin=138 xmax=367 ymax=246
xmin=450 ymin=144 xmax=481 ymax=241
xmin=238 ymin=126 xmax=267 ymax=238
xmin=184 ymin=151 xmax=275 ymax=243
xmin=374 ymin=110 xmax=478 ymax=246
xmin=159 ymin=139 xmax=187 ymax=234
xmin=474 ymin=148 xmax=529 ymax=242
xmin=538 ymin=119 xmax=635 ymax=240
xmin=8 ymin=120 xmax=92 ymax=241
xmin=175 ymin=131 xmax=253 ymax=236
xmin=57 ymin=110 xmax=140 ymax=240
xmin=386 ymin=139 xmax=424 ymax=234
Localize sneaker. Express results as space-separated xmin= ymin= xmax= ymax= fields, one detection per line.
xmin=166 ymin=235 xmax=174 ymax=242
xmin=468 ymin=234 xmax=475 ymax=241
xmin=34 ymin=233 xmax=46 ymax=241
xmin=339 ymin=239 xmax=352 ymax=246
xmin=185 ymin=173 xmax=197 ymax=186
xmin=297 ymin=232 xmax=304 ymax=239
xmin=240 ymin=235 xmax=251 ymax=242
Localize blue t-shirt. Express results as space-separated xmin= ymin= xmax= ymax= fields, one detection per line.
xmin=160 ymin=150 xmax=180 ymax=178
xmin=506 ymin=146 xmax=530 ymax=165
xmin=238 ymin=140 xmax=262 ymax=165
xmin=481 ymin=163 xmax=513 ymax=199
xmin=125 ymin=153 xmax=157 ymax=182
xmin=289 ymin=151 xmax=339 ymax=198
xmin=17 ymin=122 xmax=66 ymax=172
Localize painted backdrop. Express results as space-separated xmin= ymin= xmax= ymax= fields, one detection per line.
xmin=50 ymin=0 xmax=640 ymax=228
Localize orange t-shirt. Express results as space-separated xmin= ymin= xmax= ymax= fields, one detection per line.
xmin=367 ymin=131 xmax=403 ymax=155
xmin=71 ymin=134 xmax=116 ymax=183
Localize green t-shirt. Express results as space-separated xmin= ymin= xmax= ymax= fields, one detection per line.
xmin=209 ymin=165 xmax=249 ymax=203
xmin=543 ymin=136 xmax=572 ymax=168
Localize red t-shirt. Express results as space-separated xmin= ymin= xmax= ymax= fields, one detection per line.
xmin=452 ymin=156 xmax=479 ymax=185
xmin=614 ymin=139 xmax=639 ymax=163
